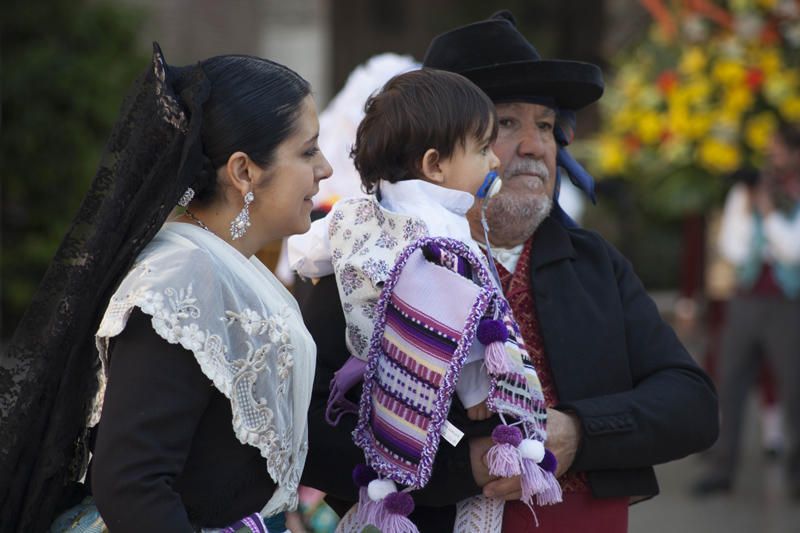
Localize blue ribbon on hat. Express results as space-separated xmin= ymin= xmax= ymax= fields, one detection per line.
xmin=551 ymin=109 xmax=597 ymax=228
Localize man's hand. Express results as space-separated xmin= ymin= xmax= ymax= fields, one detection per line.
xmin=468 ymin=436 xmax=521 ymax=500
xmin=544 ymin=408 xmax=581 ymax=477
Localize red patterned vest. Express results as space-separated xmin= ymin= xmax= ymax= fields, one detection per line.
xmin=498 ymin=236 xmax=628 ymax=533
xmin=494 ymin=236 xmax=588 ymax=493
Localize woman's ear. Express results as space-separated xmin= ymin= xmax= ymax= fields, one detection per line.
xmin=224 ymin=151 xmax=253 ymax=196
xmin=421 ymin=148 xmax=445 ymax=184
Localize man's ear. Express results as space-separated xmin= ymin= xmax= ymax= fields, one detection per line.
xmin=223 ymin=151 xmax=253 ymax=196
xmin=420 ymin=148 xmax=445 ymax=184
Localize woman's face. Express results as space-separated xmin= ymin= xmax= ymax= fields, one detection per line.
xmin=250 ymin=96 xmax=332 ymax=241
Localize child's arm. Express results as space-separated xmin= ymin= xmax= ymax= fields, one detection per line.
xmin=456 ymin=359 xmax=491 ymax=421
xmin=287 ymin=216 xmax=334 ymax=279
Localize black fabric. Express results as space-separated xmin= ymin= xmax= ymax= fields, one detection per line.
xmin=298 ymin=215 xmax=719 ymax=530
xmin=422 ymin=10 xmax=604 ymax=110
xmin=0 ymin=44 xmax=211 ymax=532
xmin=90 ymin=309 xmax=275 ymax=531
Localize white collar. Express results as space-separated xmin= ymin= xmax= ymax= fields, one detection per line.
xmin=479 ymin=241 xmax=526 ymax=273
xmin=379 ymin=179 xmax=474 ymax=216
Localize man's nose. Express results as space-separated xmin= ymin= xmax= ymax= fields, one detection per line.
xmin=516 ymin=124 xmax=546 ymax=159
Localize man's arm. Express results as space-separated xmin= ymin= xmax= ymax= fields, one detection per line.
xmin=555 ymin=242 xmax=719 ymax=472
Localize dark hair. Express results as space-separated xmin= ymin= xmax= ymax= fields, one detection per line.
xmin=188 ymin=55 xmax=311 ymax=203
xmin=351 ymin=68 xmax=497 ymax=194
xmin=776 ymin=118 xmax=800 ymax=150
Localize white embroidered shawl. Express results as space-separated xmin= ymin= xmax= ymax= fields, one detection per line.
xmin=92 ymin=222 xmax=316 ymax=515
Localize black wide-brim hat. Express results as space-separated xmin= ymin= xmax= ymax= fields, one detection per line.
xmin=423 ymin=10 xmax=604 ymax=110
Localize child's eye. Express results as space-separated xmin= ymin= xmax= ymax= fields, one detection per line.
xmin=480 ymin=145 xmax=490 ymax=155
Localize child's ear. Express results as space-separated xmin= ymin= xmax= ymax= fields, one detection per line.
xmin=420 ymin=148 xmax=445 ymax=184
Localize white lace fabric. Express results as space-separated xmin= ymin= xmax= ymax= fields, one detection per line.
xmin=92 ymin=222 xmax=316 ymax=516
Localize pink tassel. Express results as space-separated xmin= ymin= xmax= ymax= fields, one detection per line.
xmin=484 ymin=341 xmax=512 ymax=374
xmin=488 ymin=442 xmax=522 ymax=477
xmin=521 ymin=458 xmax=562 ymax=506
xmin=488 ymin=425 xmax=524 ymax=477
xmin=356 ymin=486 xmax=379 ymax=527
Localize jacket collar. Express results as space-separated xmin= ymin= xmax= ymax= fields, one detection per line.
xmin=530 ymin=216 xmax=576 ymax=269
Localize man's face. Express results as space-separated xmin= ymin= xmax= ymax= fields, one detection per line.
xmin=493 ymin=102 xmax=559 ymax=198
xmin=468 ymin=102 xmax=558 ymax=247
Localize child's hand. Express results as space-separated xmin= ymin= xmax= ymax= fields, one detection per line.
xmin=466 ymin=400 xmax=491 ymax=421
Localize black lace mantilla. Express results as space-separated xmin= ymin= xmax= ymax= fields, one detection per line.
xmin=0 ymin=44 xmax=211 ymax=532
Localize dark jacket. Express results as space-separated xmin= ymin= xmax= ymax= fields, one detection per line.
xmin=298 ymin=216 xmax=719 ymax=529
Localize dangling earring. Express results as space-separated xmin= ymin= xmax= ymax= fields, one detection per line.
xmin=230 ymin=191 xmax=254 ymax=240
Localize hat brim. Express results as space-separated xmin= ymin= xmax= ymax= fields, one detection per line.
xmin=460 ymin=59 xmax=604 ymax=110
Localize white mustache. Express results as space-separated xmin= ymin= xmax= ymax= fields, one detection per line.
xmin=503 ymin=160 xmax=550 ymax=180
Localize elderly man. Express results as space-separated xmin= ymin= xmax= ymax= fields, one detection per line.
xmin=299 ymin=11 xmax=718 ymax=532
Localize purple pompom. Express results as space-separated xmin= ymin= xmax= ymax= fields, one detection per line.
xmin=352 ymin=464 xmax=378 ymax=487
xmin=477 ymin=319 xmax=508 ymax=345
xmin=492 ymin=424 xmax=523 ymax=447
xmin=383 ymin=491 xmax=415 ymax=516
xmin=540 ymin=449 xmax=558 ymax=474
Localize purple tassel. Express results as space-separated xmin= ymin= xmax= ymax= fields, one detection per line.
xmin=540 ymin=449 xmax=558 ymax=474
xmin=521 ymin=458 xmax=563 ymax=506
xmin=487 ymin=425 xmax=523 ymax=477
xmin=477 ymin=319 xmax=508 ymax=344
xmin=375 ymin=492 xmax=419 ymax=533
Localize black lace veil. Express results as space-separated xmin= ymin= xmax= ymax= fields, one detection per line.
xmin=0 ymin=44 xmax=211 ymax=532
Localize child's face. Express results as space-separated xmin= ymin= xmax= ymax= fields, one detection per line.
xmin=440 ymin=132 xmax=500 ymax=196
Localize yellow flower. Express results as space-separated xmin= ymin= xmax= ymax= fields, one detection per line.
xmin=688 ymin=113 xmax=713 ymax=140
xmin=745 ymin=113 xmax=777 ymax=152
xmin=637 ymin=111 xmax=663 ymax=145
xmin=684 ymin=79 xmax=713 ymax=105
xmin=757 ymin=49 xmax=783 ymax=76
xmin=780 ymin=96 xmax=800 ymax=121
xmin=723 ymin=86 xmax=755 ymax=114
xmin=669 ymin=106 xmax=693 ymax=138
xmin=764 ymin=71 xmax=798 ymax=106
xmin=698 ymin=138 xmax=741 ymax=174
xmin=712 ymin=59 xmax=746 ymax=87
xmin=596 ymin=137 xmax=627 ymax=175
xmin=679 ymin=48 xmax=707 ymax=75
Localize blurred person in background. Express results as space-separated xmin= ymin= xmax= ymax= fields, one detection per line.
xmin=299 ymin=11 xmax=719 ymax=533
xmin=694 ymin=119 xmax=800 ymax=498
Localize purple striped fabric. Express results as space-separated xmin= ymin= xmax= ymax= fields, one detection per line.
xmin=353 ymin=237 xmax=548 ymax=489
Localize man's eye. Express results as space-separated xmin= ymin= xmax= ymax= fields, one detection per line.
xmin=539 ymin=122 xmax=554 ymax=131
xmin=498 ymin=118 xmax=514 ymax=128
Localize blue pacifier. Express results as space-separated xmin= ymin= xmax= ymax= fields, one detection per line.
xmin=476 ymin=170 xmax=502 ymax=199
xmin=477 ymin=170 xmax=503 ymax=286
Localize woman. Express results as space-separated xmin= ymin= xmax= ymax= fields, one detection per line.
xmin=0 ymin=44 xmax=331 ymax=532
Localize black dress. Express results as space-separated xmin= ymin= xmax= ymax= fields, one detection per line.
xmin=90 ymin=309 xmax=275 ymax=532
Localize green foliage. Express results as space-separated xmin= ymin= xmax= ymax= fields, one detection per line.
xmin=1 ymin=0 xmax=147 ymax=338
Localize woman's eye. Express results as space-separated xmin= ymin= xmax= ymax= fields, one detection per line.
xmin=304 ymin=146 xmax=320 ymax=158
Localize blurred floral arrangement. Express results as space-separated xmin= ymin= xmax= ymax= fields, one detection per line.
xmin=583 ymin=0 xmax=800 ymax=216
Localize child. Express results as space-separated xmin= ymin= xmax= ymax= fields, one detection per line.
xmin=289 ymin=68 xmax=560 ymax=532
xmin=288 ymin=68 xmax=500 ymax=421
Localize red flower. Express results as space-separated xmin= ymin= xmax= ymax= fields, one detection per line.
xmin=657 ymin=70 xmax=679 ymax=94
xmin=746 ymin=67 xmax=764 ymax=91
